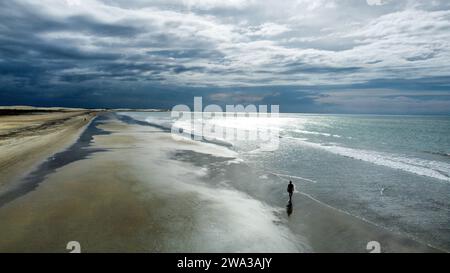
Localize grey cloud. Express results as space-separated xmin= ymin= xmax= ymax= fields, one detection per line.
xmin=148 ymin=49 xmax=225 ymax=60
xmin=0 ymin=0 xmax=449 ymax=114
xmin=405 ymin=52 xmax=436 ymax=62
xmin=283 ymin=63 xmax=362 ymax=74
xmin=315 ymin=91 xmax=450 ymax=115
xmin=65 ymin=15 xmax=143 ymax=37
xmin=209 ymin=91 xmax=279 ymax=104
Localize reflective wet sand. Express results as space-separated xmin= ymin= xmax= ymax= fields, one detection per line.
xmin=0 ymin=114 xmax=300 ymax=252
xmin=0 ymin=114 xmax=441 ymax=252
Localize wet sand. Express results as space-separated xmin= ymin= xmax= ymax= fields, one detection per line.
xmin=286 ymin=193 xmax=441 ymax=252
xmin=0 ymin=114 xmax=299 ymax=252
xmin=0 ymin=113 xmax=442 ymax=252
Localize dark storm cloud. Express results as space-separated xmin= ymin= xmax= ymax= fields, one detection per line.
xmin=148 ymin=49 xmax=225 ymax=60
xmin=0 ymin=0 xmax=449 ymax=114
xmin=65 ymin=15 xmax=142 ymax=37
xmin=0 ymin=1 xmax=141 ymax=37
xmin=282 ymin=63 xmax=362 ymax=74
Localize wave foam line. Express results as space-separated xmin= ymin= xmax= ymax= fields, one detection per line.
xmin=293 ymin=129 xmax=342 ymax=138
xmin=295 ymin=190 xmax=447 ymax=253
xmin=289 ymin=138 xmax=450 ymax=183
xmin=269 ymin=172 xmax=317 ymax=184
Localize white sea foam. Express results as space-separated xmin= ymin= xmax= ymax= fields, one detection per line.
xmin=293 ymin=129 xmax=342 ymax=138
xmin=225 ymin=158 xmax=245 ymax=165
xmin=125 ymin=112 xmax=450 ymax=183
xmin=292 ymin=139 xmax=450 ymax=182
xmin=269 ymin=172 xmax=318 ymax=184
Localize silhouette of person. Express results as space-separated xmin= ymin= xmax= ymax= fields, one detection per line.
xmin=287 ymin=181 xmax=294 ymax=202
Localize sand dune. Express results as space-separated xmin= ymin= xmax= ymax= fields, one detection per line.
xmin=0 ymin=109 xmax=96 ymax=189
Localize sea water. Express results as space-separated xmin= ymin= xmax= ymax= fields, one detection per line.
xmin=120 ymin=112 xmax=450 ymax=251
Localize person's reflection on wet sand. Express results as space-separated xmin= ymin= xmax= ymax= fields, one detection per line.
xmin=286 ymin=201 xmax=293 ymax=216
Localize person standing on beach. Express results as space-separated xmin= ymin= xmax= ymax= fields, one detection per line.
xmin=287 ymin=181 xmax=294 ymax=202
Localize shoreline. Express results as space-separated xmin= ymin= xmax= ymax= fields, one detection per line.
xmin=0 ymin=112 xmax=444 ymax=252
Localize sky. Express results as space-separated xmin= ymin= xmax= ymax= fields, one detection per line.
xmin=0 ymin=0 xmax=450 ymax=114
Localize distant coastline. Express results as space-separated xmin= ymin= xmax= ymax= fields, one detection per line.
xmin=0 ymin=106 xmax=169 ymax=116
xmin=2 ymin=106 xmax=449 ymax=117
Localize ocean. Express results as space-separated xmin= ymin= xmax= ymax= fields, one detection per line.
xmin=120 ymin=112 xmax=450 ymax=251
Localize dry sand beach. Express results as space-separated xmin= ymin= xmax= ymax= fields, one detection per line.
xmin=0 ymin=111 xmax=441 ymax=252
xmin=0 ymin=108 xmax=95 ymax=188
